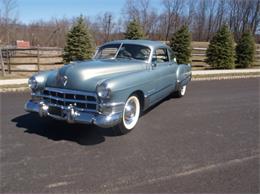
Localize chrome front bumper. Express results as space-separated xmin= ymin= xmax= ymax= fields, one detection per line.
xmin=24 ymin=100 xmax=123 ymax=128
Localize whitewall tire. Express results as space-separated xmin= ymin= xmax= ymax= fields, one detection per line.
xmin=174 ymin=85 xmax=187 ymax=98
xmin=114 ymin=95 xmax=140 ymax=135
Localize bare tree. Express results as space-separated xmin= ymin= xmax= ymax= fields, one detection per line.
xmin=227 ymin=0 xmax=260 ymax=40
xmin=186 ymin=0 xmax=196 ymax=27
xmin=0 ymin=0 xmax=260 ymax=46
xmin=89 ymin=12 xmax=116 ymax=44
xmin=0 ymin=0 xmax=18 ymax=44
xmin=160 ymin=0 xmax=184 ymax=41
xmin=99 ymin=12 xmax=115 ymax=42
xmin=215 ymin=0 xmax=227 ymax=31
xmin=250 ymin=0 xmax=260 ymax=35
xmin=193 ymin=0 xmax=207 ymax=41
xmin=206 ymin=0 xmax=217 ymax=40
xmin=122 ymin=0 xmax=158 ymax=37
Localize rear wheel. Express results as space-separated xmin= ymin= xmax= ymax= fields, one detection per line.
xmin=173 ymin=85 xmax=187 ymax=98
xmin=114 ymin=95 xmax=140 ymax=135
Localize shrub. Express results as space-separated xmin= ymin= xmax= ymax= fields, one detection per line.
xmin=206 ymin=25 xmax=235 ymax=69
xmin=169 ymin=25 xmax=191 ymax=64
xmin=124 ymin=19 xmax=145 ymax=40
xmin=235 ymin=31 xmax=255 ymax=68
xmin=64 ymin=15 xmax=94 ymax=63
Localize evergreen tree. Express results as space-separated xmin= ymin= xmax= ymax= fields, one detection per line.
xmin=124 ymin=19 xmax=145 ymax=40
xmin=235 ymin=31 xmax=255 ymax=68
xmin=170 ymin=25 xmax=191 ymax=64
xmin=64 ymin=15 xmax=94 ymax=63
xmin=206 ymin=25 xmax=235 ymax=69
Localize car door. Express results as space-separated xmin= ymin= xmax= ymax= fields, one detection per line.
xmin=166 ymin=48 xmax=178 ymax=88
xmin=148 ymin=47 xmax=176 ymax=104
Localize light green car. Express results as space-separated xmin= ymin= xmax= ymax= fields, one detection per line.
xmin=25 ymin=40 xmax=192 ymax=134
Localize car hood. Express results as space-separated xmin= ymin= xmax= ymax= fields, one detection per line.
xmin=46 ymin=59 xmax=147 ymax=92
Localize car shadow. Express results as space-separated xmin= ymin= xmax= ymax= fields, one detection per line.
xmin=141 ymin=93 xmax=176 ymax=116
xmin=12 ymin=94 xmax=179 ymax=146
xmin=12 ymin=113 xmax=117 ymax=146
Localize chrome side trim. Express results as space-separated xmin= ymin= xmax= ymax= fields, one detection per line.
xmin=145 ymin=84 xmax=173 ymax=98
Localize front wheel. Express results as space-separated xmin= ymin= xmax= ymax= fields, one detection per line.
xmin=113 ymin=95 xmax=140 ymax=135
xmin=173 ymin=85 xmax=187 ymax=98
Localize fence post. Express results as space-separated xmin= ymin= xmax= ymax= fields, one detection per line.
xmin=7 ymin=49 xmax=11 ymax=74
xmin=0 ymin=47 xmax=5 ymax=77
xmin=37 ymin=46 xmax=40 ymax=72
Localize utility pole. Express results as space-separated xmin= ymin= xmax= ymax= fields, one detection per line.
xmin=107 ymin=14 xmax=112 ymax=41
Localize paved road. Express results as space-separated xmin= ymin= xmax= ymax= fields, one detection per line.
xmin=0 ymin=78 xmax=259 ymax=193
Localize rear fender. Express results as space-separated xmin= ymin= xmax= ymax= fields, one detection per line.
xmin=176 ymin=64 xmax=192 ymax=88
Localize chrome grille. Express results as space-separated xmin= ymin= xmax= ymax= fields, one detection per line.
xmin=41 ymin=87 xmax=97 ymax=112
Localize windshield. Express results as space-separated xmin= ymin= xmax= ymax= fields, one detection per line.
xmin=94 ymin=43 xmax=151 ymax=61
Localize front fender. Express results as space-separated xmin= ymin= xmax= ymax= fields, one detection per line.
xmin=101 ymin=70 xmax=151 ymax=104
xmin=30 ymin=70 xmax=57 ymax=91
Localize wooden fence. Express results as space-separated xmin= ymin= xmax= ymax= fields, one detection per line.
xmin=0 ymin=45 xmax=260 ymax=76
xmin=191 ymin=47 xmax=260 ymax=68
xmin=0 ymin=47 xmax=63 ymax=76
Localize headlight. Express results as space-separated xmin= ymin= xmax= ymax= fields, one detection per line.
xmin=96 ymin=83 xmax=111 ymax=99
xmin=28 ymin=76 xmax=38 ymax=90
xmin=28 ymin=76 xmax=45 ymax=91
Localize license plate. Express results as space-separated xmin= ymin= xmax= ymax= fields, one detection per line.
xmin=48 ymin=106 xmax=62 ymax=116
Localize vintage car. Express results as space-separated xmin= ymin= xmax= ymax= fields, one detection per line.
xmin=24 ymin=40 xmax=192 ymax=134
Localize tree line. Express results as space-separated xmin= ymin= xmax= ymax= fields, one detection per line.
xmin=0 ymin=0 xmax=259 ymax=47
xmin=159 ymin=24 xmax=255 ymax=69
xmin=63 ymin=15 xmax=255 ymax=69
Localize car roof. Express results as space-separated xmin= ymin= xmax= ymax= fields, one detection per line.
xmin=102 ymin=39 xmax=170 ymax=49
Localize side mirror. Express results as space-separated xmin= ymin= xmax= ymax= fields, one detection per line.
xmin=173 ymin=57 xmax=177 ymax=63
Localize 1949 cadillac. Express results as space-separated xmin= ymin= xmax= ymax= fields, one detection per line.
xmin=24 ymin=40 xmax=192 ymax=134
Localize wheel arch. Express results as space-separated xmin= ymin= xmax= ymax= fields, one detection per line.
xmin=129 ymin=90 xmax=145 ymax=112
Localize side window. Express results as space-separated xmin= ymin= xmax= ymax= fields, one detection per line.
xmin=153 ymin=48 xmax=169 ymax=63
xmin=168 ymin=48 xmax=177 ymax=63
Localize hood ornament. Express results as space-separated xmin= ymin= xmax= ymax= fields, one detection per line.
xmin=57 ymin=74 xmax=68 ymax=86
xmin=62 ymin=75 xmax=68 ymax=86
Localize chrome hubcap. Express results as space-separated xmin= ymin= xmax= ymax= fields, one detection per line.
xmin=124 ymin=100 xmax=136 ymax=124
xmin=123 ymin=96 xmax=140 ymax=130
xmin=180 ymin=85 xmax=186 ymax=96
